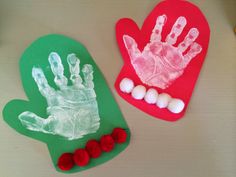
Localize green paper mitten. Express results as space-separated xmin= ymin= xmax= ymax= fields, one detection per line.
xmin=2 ymin=34 xmax=130 ymax=173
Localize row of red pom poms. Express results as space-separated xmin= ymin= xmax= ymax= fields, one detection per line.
xmin=57 ymin=127 xmax=128 ymax=171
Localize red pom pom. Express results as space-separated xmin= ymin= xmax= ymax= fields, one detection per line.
xmin=57 ymin=153 xmax=74 ymax=171
xmin=100 ymin=135 xmax=115 ymax=152
xmin=111 ymin=128 xmax=127 ymax=143
xmin=73 ymin=149 xmax=90 ymax=167
xmin=85 ymin=140 xmax=102 ymax=158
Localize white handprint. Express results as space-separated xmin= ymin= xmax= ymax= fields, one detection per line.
xmin=123 ymin=15 xmax=202 ymax=89
xmin=19 ymin=52 xmax=100 ymax=140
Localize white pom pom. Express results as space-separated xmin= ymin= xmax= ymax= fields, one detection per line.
xmin=119 ymin=78 xmax=134 ymax=93
xmin=168 ymin=98 xmax=185 ymax=114
xmin=156 ymin=93 xmax=171 ymax=108
xmin=144 ymin=88 xmax=158 ymax=104
xmin=131 ymin=85 xmax=146 ymax=100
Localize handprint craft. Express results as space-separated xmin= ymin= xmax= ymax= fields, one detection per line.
xmin=3 ymin=34 xmax=130 ymax=173
xmin=123 ymin=15 xmax=202 ymax=89
xmin=19 ymin=52 xmax=100 ymax=140
xmin=115 ymin=0 xmax=210 ymax=121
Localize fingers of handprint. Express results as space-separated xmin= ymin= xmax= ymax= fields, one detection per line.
xmin=123 ymin=35 xmax=142 ymax=60
xmin=48 ymin=52 xmax=68 ymax=89
xmin=67 ymin=53 xmax=83 ymax=86
xmin=32 ymin=67 xmax=55 ymax=98
xmin=183 ymin=42 xmax=202 ymax=66
xmin=166 ymin=16 xmax=187 ymax=45
xmin=150 ymin=15 xmax=167 ymax=42
xmin=178 ymin=28 xmax=199 ymax=53
xmin=19 ymin=111 xmax=53 ymax=134
xmin=82 ymin=64 xmax=94 ymax=89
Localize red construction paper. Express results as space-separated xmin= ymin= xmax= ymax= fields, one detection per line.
xmin=115 ymin=0 xmax=210 ymax=121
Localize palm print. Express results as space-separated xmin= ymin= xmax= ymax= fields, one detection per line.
xmin=19 ymin=53 xmax=100 ymax=140
xmin=123 ymin=15 xmax=202 ymax=89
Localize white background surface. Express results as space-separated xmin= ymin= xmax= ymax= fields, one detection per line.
xmin=0 ymin=0 xmax=235 ymax=177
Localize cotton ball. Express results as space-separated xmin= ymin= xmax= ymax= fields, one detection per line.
xmin=119 ymin=78 xmax=134 ymax=93
xmin=144 ymin=88 xmax=158 ymax=104
xmin=168 ymin=98 xmax=185 ymax=114
xmin=156 ymin=93 xmax=171 ymax=108
xmin=131 ymin=85 xmax=146 ymax=100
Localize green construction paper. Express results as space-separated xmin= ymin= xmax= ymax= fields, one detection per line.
xmin=2 ymin=34 xmax=130 ymax=173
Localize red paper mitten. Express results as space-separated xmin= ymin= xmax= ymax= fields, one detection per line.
xmin=115 ymin=0 xmax=210 ymax=121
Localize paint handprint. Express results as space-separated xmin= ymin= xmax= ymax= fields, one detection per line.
xmin=123 ymin=15 xmax=202 ymax=89
xmin=19 ymin=52 xmax=100 ymax=140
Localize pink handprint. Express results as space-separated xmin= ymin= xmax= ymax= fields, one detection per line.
xmin=123 ymin=15 xmax=202 ymax=89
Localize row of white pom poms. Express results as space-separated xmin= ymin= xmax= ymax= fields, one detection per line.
xmin=119 ymin=78 xmax=185 ymax=114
